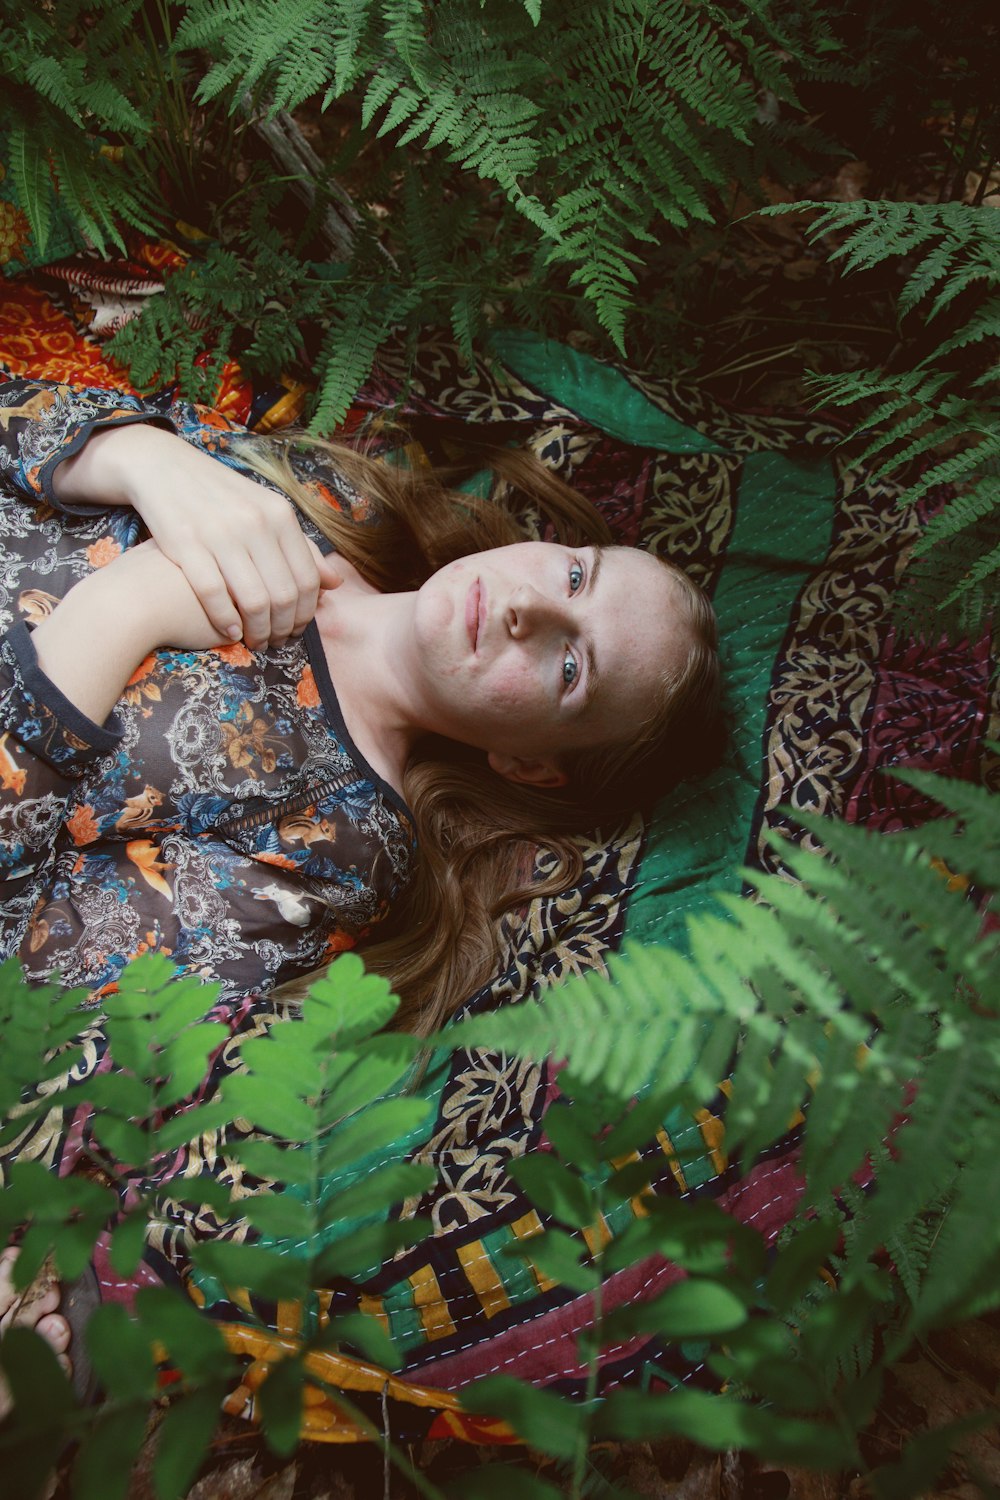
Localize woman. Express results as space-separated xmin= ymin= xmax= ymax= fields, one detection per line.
xmin=0 ymin=378 xmax=720 ymax=1037
xmin=0 ymin=376 xmax=719 ymax=1398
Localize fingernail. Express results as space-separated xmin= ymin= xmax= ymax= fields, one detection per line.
xmin=228 ymin=625 xmax=241 ymax=640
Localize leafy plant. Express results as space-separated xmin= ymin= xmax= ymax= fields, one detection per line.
xmin=0 ymin=0 xmax=157 ymax=259
xmin=1 ymin=768 xmax=997 ymax=1499
xmin=4 ymin=0 xmax=846 ymax=420
xmin=0 ymin=952 xmax=440 ymax=1499
xmin=761 ymin=199 xmax=1000 ymax=633
xmin=444 ymin=767 xmax=1000 ymax=1498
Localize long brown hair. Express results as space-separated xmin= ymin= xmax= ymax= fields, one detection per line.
xmin=238 ymin=432 xmax=721 ymax=1033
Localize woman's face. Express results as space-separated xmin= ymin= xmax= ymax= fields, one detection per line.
xmin=409 ymin=542 xmax=692 ymax=785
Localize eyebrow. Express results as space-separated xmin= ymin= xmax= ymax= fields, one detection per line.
xmin=583 ymin=546 xmax=603 ymax=710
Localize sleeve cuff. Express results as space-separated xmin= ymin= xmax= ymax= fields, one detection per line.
xmin=40 ymin=411 xmax=177 ymax=516
xmin=0 ymin=623 xmax=124 ymax=774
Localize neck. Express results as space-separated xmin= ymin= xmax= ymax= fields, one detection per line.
xmin=313 ymin=583 xmax=425 ymax=793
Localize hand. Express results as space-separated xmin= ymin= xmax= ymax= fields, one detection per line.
xmin=53 ymin=423 xmax=343 ymax=648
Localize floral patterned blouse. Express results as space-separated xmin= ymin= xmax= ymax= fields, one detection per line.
xmin=0 ymin=379 xmax=416 ymax=1012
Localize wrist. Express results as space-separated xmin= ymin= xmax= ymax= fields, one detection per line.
xmin=52 ymin=422 xmax=176 ymax=511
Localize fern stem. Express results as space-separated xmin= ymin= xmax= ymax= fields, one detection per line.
xmin=696 ymin=343 xmax=801 ymax=381
xmin=571 ymin=1208 xmax=605 ymax=1500
xmin=972 ymin=159 xmax=996 ymax=208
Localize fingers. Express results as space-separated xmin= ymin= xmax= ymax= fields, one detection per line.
xmin=137 ymin=460 xmax=338 ymax=649
xmin=316 ymin=552 xmax=345 ymax=591
xmin=172 ymin=549 xmax=244 ymax=643
xmin=246 ymin=532 xmax=319 ymax=647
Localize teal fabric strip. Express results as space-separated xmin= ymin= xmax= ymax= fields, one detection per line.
xmin=489 ymin=329 xmax=724 ymax=454
xmin=625 ymin=449 xmax=838 ymax=949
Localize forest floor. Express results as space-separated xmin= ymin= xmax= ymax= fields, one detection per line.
xmin=91 ymin=1309 xmax=1000 ymax=1500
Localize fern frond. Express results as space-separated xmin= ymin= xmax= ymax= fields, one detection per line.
xmin=3 ymin=124 xmax=54 ymax=258
xmin=909 ymin=475 xmax=1000 ymax=557
xmin=928 ymin=296 xmax=1000 ymax=362
xmin=23 ymin=53 xmax=83 ymax=125
xmin=311 ymin=284 xmax=418 ymax=434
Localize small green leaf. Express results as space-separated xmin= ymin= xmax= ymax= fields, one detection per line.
xmin=80 ymin=1072 xmax=152 ymax=1117
xmin=300 ymin=952 xmax=400 ymax=1044
xmin=192 ymin=1242 xmax=309 ymax=1302
xmin=321 ymin=1162 xmax=435 ymax=1226
xmin=157 ymin=1022 xmax=228 ymax=1108
xmin=243 ymin=1191 xmax=315 ymax=1241
xmin=259 ymin=1356 xmax=305 ymax=1457
xmin=603 ymin=1279 xmax=748 ymax=1343
xmin=110 ymin=1212 xmax=148 ymax=1278
xmin=316 ymin=1034 xmax=420 ymax=1123
xmin=233 ymin=1140 xmax=313 ymax=1188
xmin=92 ymin=1115 xmax=150 ymax=1166
xmin=0 ymin=1324 xmax=75 ymax=1423
xmin=502 ymin=1230 xmax=599 ymax=1293
xmin=73 ymin=1404 xmax=150 ymax=1500
xmin=85 ymin=1302 xmax=157 ymax=1401
xmin=604 ymin=1200 xmax=764 ymax=1278
xmin=314 ymin=1313 xmax=401 ymax=1371
xmin=156 ymin=975 xmax=223 ymax=1038
xmin=317 ymin=1096 xmax=431 ymax=1178
xmin=601 ymin=1090 xmax=679 ymax=1160
xmin=152 ymin=1098 xmax=233 ymax=1156
xmin=594 ymin=1389 xmax=849 ymax=1466
xmin=315 ymin=1217 xmax=431 ymax=1281
xmin=509 ymin=1154 xmax=597 ymax=1229
xmin=543 ymin=1103 xmax=603 ymax=1170
xmin=604 ymin=1160 xmax=657 ymax=1202
xmin=223 ymin=1073 xmax=316 ymax=1140
xmin=153 ymin=1389 xmax=226 ymax=1500
xmin=134 ymin=1286 xmax=234 ymax=1383
xmin=461 ymin=1375 xmax=591 ymax=1461
xmin=767 ymin=1219 xmax=842 ymax=1310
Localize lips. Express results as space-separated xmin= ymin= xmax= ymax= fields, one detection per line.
xmin=465 ymin=579 xmax=482 ymax=652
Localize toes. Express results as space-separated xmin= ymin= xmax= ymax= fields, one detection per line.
xmin=0 ymin=1246 xmax=19 ymax=1311
xmin=12 ymin=1284 xmax=60 ymax=1324
xmin=35 ymin=1313 xmax=71 ymax=1354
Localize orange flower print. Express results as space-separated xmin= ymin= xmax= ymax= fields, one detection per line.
xmin=297 ymin=665 xmax=320 ymax=709
xmin=65 ymin=803 xmax=100 ymax=847
xmin=256 ymin=851 xmax=299 ymax=872
xmin=324 ymin=931 xmax=356 ymax=960
xmin=214 ymin=641 xmax=254 ymax=667
xmin=86 ymin=535 xmax=122 ymax=569
xmin=123 ymin=656 xmax=162 ymax=708
xmin=221 ymin=702 xmax=280 ymax=776
xmin=0 ymin=198 xmax=31 ymax=268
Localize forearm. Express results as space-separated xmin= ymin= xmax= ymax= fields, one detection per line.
xmin=29 ymin=531 xmax=225 ymax=725
xmin=50 ymin=421 xmax=176 ymax=512
xmin=31 ymin=573 xmax=158 ymax=726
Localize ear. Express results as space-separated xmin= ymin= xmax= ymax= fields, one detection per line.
xmin=487 ymin=751 xmax=568 ymax=789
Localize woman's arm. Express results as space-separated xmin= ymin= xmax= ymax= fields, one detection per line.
xmin=0 ymin=379 xmax=340 ymax=649
xmin=0 ymin=541 xmax=243 ymax=896
xmin=52 ymin=423 xmax=340 ymax=649
xmin=31 ymin=539 xmax=228 ymax=725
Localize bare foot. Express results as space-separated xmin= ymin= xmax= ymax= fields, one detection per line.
xmin=0 ymin=1246 xmax=72 ymax=1419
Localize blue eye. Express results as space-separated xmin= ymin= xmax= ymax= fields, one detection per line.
xmin=562 ymin=649 xmax=578 ymax=687
xmin=569 ymin=562 xmax=584 ymax=594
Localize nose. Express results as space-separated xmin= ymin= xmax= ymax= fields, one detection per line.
xmin=505 ymin=585 xmax=572 ymax=639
